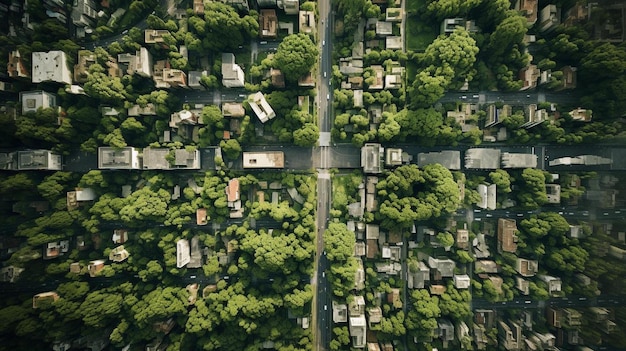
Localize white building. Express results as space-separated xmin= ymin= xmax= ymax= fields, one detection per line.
xmin=176 ymin=239 xmax=191 ymax=268
xmin=17 ymin=150 xmax=62 ymax=170
xmin=248 ymin=92 xmax=276 ymax=123
xmin=19 ymin=91 xmax=57 ymax=114
xmin=98 ymin=147 xmax=142 ymax=169
xmin=32 ymin=51 xmax=72 ymax=84
xmin=221 ymin=53 xmax=245 ymax=88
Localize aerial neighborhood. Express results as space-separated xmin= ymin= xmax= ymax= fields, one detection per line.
xmin=0 ymin=0 xmax=625 ymax=351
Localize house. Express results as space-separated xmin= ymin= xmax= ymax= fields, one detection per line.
xmin=527 ymin=332 xmax=556 ymax=350
xmin=447 ymin=103 xmax=478 ymax=126
xmin=428 ymin=256 xmax=455 ymax=278
xmin=176 ymin=239 xmax=190 ymax=268
xmin=33 ymin=291 xmax=59 ymax=308
xmin=20 ymin=90 xmax=58 ymax=114
xmin=515 ymin=258 xmax=538 ymax=277
xmin=477 ymin=183 xmax=497 ymax=210
xmin=14 ymin=150 xmax=62 ymax=170
xmin=440 ymin=18 xmax=479 ymax=34
xmin=127 ymin=103 xmax=157 ymax=117
xmin=386 ymin=7 xmax=402 ymax=22
xmin=243 ymin=151 xmax=284 ymax=169
xmin=501 ymin=152 xmax=538 ymax=168
xmin=278 ymin=0 xmax=298 ymax=14
xmin=475 ymin=260 xmax=499 ymax=274
xmin=355 ymin=258 xmax=365 ymax=290
xmin=515 ymin=0 xmax=538 ymax=25
xmin=361 ymin=143 xmax=384 ymax=174
xmin=0 ymin=266 xmax=24 ymax=282
xmin=299 ymin=11 xmax=315 ymax=34
xmin=222 ymin=102 xmax=246 ymax=118
xmin=497 ymin=218 xmax=518 ymax=253
xmin=7 ymin=50 xmax=29 ymax=78
xmin=222 ymin=53 xmax=245 ymax=88
xmin=408 ymin=261 xmax=430 ymax=289
xmin=522 ymin=104 xmax=548 ymax=128
xmin=519 ymin=64 xmax=540 ymax=90
xmin=560 ymin=66 xmax=577 ymax=90
xmin=117 ymin=47 xmax=153 ymax=77
xmin=474 ymin=323 xmax=488 ymax=350
xmin=385 ymin=36 xmax=402 ymax=50
xmin=453 ymin=274 xmax=471 ymax=289
xmin=456 ymin=229 xmax=469 ymax=249
xmin=73 ymin=50 xmax=97 ymax=83
xmin=516 ymin=277 xmax=530 ymax=295
xmin=498 ymin=320 xmax=522 ymax=351
xmin=569 ymin=107 xmax=592 ymax=122
xmin=298 ymin=71 xmax=315 ymax=87
xmin=384 ymin=64 xmax=403 ymax=89
xmin=270 ymin=68 xmax=285 ymax=88
xmin=109 ymin=245 xmax=129 ymax=262
xmin=437 ymin=319 xmax=455 ymax=345
xmin=538 ymin=5 xmax=561 ymax=32
xmin=367 ymin=306 xmax=382 ymax=328
xmin=333 ymin=301 xmax=348 ymax=323
xmin=248 ymin=92 xmax=276 ymax=123
xmin=387 ymin=288 xmax=401 ymax=308
xmin=44 ymin=240 xmax=69 ymax=259
xmin=88 ymin=259 xmax=105 ymax=277
xmin=485 ymin=104 xmax=512 ymax=128
xmin=538 ymin=275 xmax=562 ymax=295
xmin=142 ymin=147 xmax=201 ymax=170
xmin=349 ymin=314 xmax=366 ymax=348
xmin=188 ymin=236 xmax=203 ymax=269
xmin=545 ymin=184 xmax=561 ymax=204
xmin=226 ymin=178 xmax=240 ymax=205
xmin=144 ymin=29 xmax=170 ymax=44
xmin=32 ymin=51 xmax=72 ymax=84
xmin=259 ymin=9 xmax=277 ymax=38
xmin=98 ymin=147 xmax=141 ymax=169
xmin=112 ymin=229 xmax=128 ymax=244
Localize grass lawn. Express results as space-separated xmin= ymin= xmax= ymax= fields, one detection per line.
xmin=405 ymin=15 xmax=439 ymax=52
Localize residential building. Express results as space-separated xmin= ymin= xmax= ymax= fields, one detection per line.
xmin=418 ymin=150 xmax=461 ymax=170
xmin=248 ymin=92 xmax=276 ymax=123
xmin=440 ymin=18 xmax=479 ymax=34
xmin=408 ymin=261 xmax=430 ymax=289
xmin=0 ymin=266 xmax=24 ymax=282
xmin=299 ymin=10 xmax=315 ymax=34
xmin=128 ymin=103 xmax=157 ymax=117
xmin=33 ymin=291 xmax=59 ymax=308
xmin=522 ymin=104 xmax=548 ymax=128
xmin=447 ymin=103 xmax=478 ymax=126
xmin=109 ymin=245 xmax=129 ymax=262
xmin=361 ymin=143 xmax=384 ymax=174
xmin=117 ymin=47 xmax=153 ymax=77
xmin=519 ymin=64 xmax=540 ymax=90
xmin=196 ymin=208 xmax=208 ymax=225
xmin=465 ymin=148 xmax=501 ymax=169
xmin=222 ymin=102 xmax=246 ymax=118
xmin=278 ymin=0 xmax=298 ymax=14
xmin=112 ymin=229 xmax=128 ymax=244
xmin=546 ymin=183 xmax=561 ymax=204
xmin=176 ymin=239 xmax=190 ymax=268
xmin=7 ymin=50 xmax=29 ymax=78
xmin=497 ymin=218 xmax=518 ymax=253
xmin=475 ymin=260 xmax=499 ymax=274
xmin=516 ymin=277 xmax=530 ymax=295
xmin=538 ymin=275 xmax=562 ymax=295
xmin=477 ymin=183 xmax=496 ymax=210
xmin=355 ymin=258 xmax=365 ymax=290
xmin=87 ymin=259 xmax=105 ymax=277
xmin=73 ymin=50 xmax=97 ymax=83
xmin=428 ymin=256 xmax=455 ymax=278
xmin=349 ymin=314 xmax=366 ymax=348
xmin=222 ymin=53 xmax=245 ymax=88
xmin=437 ymin=319 xmax=455 ymax=346
xmin=515 ymin=0 xmax=538 ymax=25
xmin=242 ymin=151 xmax=284 ymax=168
xmin=538 ymin=5 xmax=561 ymax=32
xmin=144 ymin=29 xmax=170 ymax=44
xmin=498 ymin=320 xmax=522 ymax=351
xmin=560 ymin=65 xmax=577 ymax=89
xmin=515 ymin=258 xmax=538 ymax=277
xmin=453 ymin=274 xmax=471 ymax=289
xmin=367 ymin=306 xmax=382 ymax=328
xmin=569 ymin=107 xmax=592 ymax=122
xmin=20 ymin=90 xmax=58 ymax=114
xmin=32 ymin=51 xmax=71 ymax=84
xmin=386 ymin=7 xmax=402 ymax=22
xmin=473 ymin=233 xmax=491 ymax=259
xmin=527 ymin=331 xmax=556 ymax=350
xmin=143 ymin=147 xmax=200 ymax=170
xmin=456 ymin=229 xmax=469 ymax=249
xmin=474 ymin=323 xmax=488 ymax=350
xmin=17 ymin=150 xmax=62 ymax=170
xmin=333 ymin=301 xmax=348 ymax=323
xmin=71 ymin=0 xmax=97 ymax=28
xmin=98 ymin=147 xmax=142 ymax=169
xmin=501 ymin=152 xmax=538 ymax=168
xmin=384 ymin=148 xmax=403 ymax=167
xmin=385 ymin=36 xmax=402 ymax=50
xmin=485 ymin=104 xmax=512 ymax=128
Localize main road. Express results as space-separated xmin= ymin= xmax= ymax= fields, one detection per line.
xmin=313 ymin=0 xmax=333 ymax=350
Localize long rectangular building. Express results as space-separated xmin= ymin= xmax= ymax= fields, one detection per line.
xmin=242 ymin=151 xmax=284 ymax=169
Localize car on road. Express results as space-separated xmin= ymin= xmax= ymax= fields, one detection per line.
xmin=324 ymin=305 xmax=327 ymax=311
xmin=260 ymin=41 xmax=267 ymax=44
xmin=326 ymin=94 xmax=329 ymax=100
xmin=322 ymin=40 xmax=325 ymax=46
xmin=324 ymin=71 xmax=327 ymax=78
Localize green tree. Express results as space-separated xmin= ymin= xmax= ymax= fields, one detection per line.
xmin=273 ymin=33 xmax=319 ymax=82
xmin=293 ymin=123 xmax=319 ymax=146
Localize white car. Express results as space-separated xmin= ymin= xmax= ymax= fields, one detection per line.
xmin=322 ymin=40 xmax=325 ymax=46
xmin=323 ymin=71 xmax=327 ymax=78
xmin=326 ymin=94 xmax=330 ymax=100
